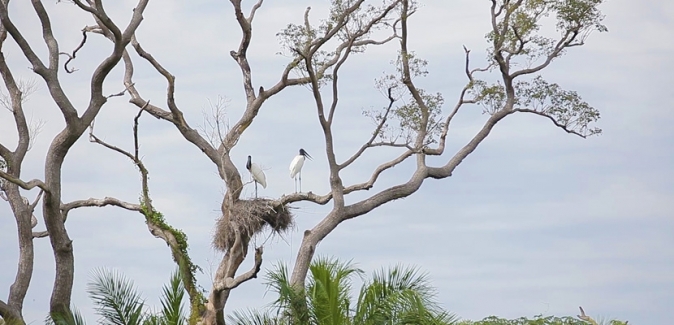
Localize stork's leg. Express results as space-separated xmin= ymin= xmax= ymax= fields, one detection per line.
xmin=255 ymin=181 xmax=258 ymax=198
xmin=299 ymin=171 xmax=302 ymax=193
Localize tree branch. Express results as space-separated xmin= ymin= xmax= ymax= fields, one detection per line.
xmin=425 ymin=47 xmax=488 ymax=156
xmin=340 ymin=88 xmax=396 ymax=169
xmin=60 ymin=197 xmax=141 ymax=214
xmin=59 ymin=29 xmax=88 ymax=73
xmin=0 ymin=170 xmax=48 ymax=192
xmin=513 ymin=108 xmax=588 ymax=138
xmin=510 ymin=29 xmax=578 ymax=79
xmin=213 ymin=246 xmax=263 ymax=291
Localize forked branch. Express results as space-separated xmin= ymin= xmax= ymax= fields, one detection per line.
xmin=213 ymin=246 xmax=263 ymax=291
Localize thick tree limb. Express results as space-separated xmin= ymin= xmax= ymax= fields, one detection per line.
xmin=213 ymin=246 xmax=263 ymax=291
xmin=60 ymin=197 xmax=141 ymax=213
xmin=0 ymin=171 xmax=48 ymax=192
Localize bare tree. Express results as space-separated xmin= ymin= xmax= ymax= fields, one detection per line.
xmin=0 ymin=0 xmax=149 ymax=323
xmin=1 ymin=1 xmax=606 ymax=325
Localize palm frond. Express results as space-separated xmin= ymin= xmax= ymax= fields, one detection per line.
xmin=142 ymin=314 xmax=162 ymax=325
xmin=307 ymin=257 xmax=362 ymax=325
xmin=227 ymin=309 xmax=284 ymax=325
xmin=158 ymin=270 xmax=186 ymax=325
xmin=354 ymin=264 xmax=455 ymax=325
xmin=88 ymin=268 xmax=146 ymax=325
xmin=265 ymin=262 xmax=309 ymax=324
xmin=45 ymin=306 xmax=87 ymax=325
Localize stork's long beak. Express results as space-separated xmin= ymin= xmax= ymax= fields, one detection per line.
xmin=304 ymin=151 xmax=313 ymax=160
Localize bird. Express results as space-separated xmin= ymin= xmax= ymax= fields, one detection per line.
xmin=289 ymin=148 xmax=312 ymax=193
xmin=246 ymin=155 xmax=266 ymax=198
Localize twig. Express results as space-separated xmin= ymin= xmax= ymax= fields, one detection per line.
xmin=106 ymin=82 xmax=135 ymax=98
xmin=59 ymin=29 xmax=88 ymax=73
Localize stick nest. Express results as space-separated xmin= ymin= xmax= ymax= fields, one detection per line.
xmin=213 ymin=198 xmax=293 ymax=252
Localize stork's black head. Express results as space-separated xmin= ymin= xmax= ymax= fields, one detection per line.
xmin=246 ymin=155 xmax=252 ymax=170
xmin=299 ymin=148 xmax=313 ymax=160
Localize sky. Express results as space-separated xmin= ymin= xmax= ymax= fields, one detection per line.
xmin=1 ymin=0 xmax=673 ymax=324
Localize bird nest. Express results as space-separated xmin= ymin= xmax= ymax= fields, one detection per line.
xmin=213 ymin=198 xmax=293 ymax=252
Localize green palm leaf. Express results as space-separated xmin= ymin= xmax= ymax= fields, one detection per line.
xmin=227 ymin=309 xmax=285 ymax=325
xmin=307 ymin=257 xmax=362 ymax=325
xmin=88 ymin=269 xmax=146 ymax=325
xmin=354 ymin=265 xmax=456 ymax=325
xmin=230 ymin=258 xmax=456 ymax=325
xmin=46 ymin=306 xmax=87 ymax=325
xmin=157 ymin=271 xmax=186 ymax=325
xmin=265 ymin=262 xmax=309 ymax=324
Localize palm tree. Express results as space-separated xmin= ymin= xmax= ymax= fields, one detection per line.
xmin=227 ymin=257 xmax=457 ymax=325
xmin=47 ymin=269 xmax=187 ymax=325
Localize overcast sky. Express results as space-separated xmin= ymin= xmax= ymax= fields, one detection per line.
xmin=1 ymin=0 xmax=672 ymax=324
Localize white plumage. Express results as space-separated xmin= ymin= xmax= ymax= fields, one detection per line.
xmin=246 ymin=155 xmax=266 ymax=197
xmin=289 ymin=148 xmax=312 ymax=193
xmin=22 ymin=196 xmax=38 ymax=228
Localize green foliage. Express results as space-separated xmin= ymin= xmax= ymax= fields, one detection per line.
xmin=46 ymin=269 xmax=188 ymax=325
xmin=88 ymin=269 xmax=147 ymax=325
xmin=487 ymin=0 xmax=607 ymax=64
xmin=156 ymin=271 xmax=187 ymax=325
xmin=227 ymin=309 xmax=281 ymax=325
xmin=276 ymin=0 xmax=402 ymax=84
xmin=46 ymin=307 xmax=87 ymax=325
xmin=457 ymin=315 xmax=586 ymax=325
xmin=456 ymin=314 xmax=627 ymax=325
xmin=471 ymin=75 xmax=601 ymax=137
xmin=515 ymin=76 xmax=601 ymax=136
xmin=306 ymin=258 xmax=361 ymax=324
xmin=228 ymin=257 xmax=457 ymax=325
xmin=367 ymin=51 xmax=444 ymax=146
xmin=471 ymin=80 xmax=506 ymax=115
xmin=354 ymin=264 xmax=456 ymax=325
xmin=140 ymin=196 xmax=206 ymax=323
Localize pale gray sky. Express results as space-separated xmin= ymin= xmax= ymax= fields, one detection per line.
xmin=1 ymin=0 xmax=673 ymax=324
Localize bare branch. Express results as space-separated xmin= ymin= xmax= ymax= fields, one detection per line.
xmin=106 ymin=82 xmax=134 ymax=98
xmin=32 ymin=231 xmax=49 ymax=238
xmin=0 ymin=2 xmax=48 ymax=74
xmin=0 ymin=170 xmax=48 ymax=192
xmin=276 ymin=191 xmax=333 ymax=206
xmin=247 ymin=0 xmax=264 ymax=24
xmin=400 ymin=0 xmax=430 ymax=150
xmin=425 ymin=47 xmax=489 ymax=156
xmin=59 ymin=29 xmax=88 ymax=73
xmin=346 ymin=149 xmax=415 ymax=193
xmin=513 ymin=108 xmax=588 ymax=138
xmin=29 ymin=190 xmax=43 ymax=212
xmin=229 ymin=0 xmax=259 ymax=102
xmin=214 ymin=246 xmax=263 ymax=291
xmin=60 ymin=197 xmax=141 ymax=214
xmin=340 ymin=88 xmax=396 ymax=169
xmin=89 ymin=122 xmax=136 ymax=162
